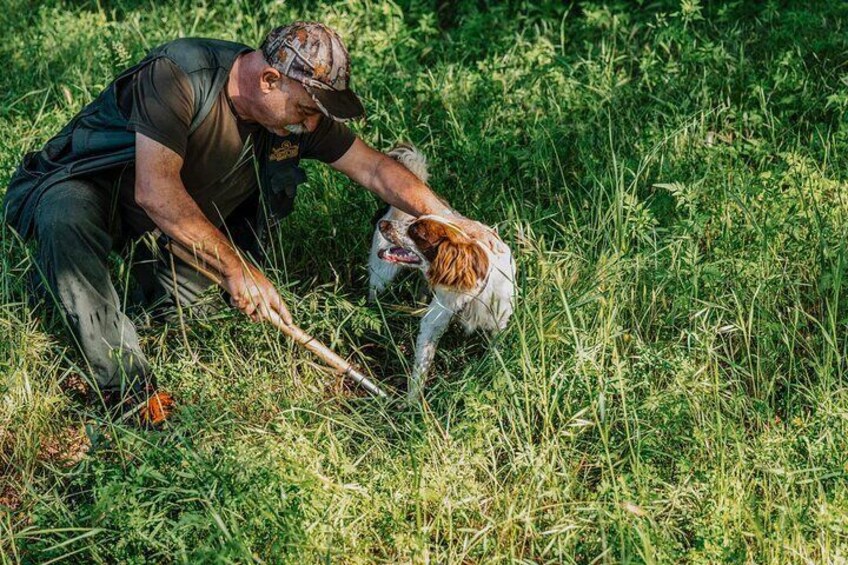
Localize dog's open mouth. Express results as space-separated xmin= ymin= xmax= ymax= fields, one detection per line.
xmin=378 ymin=246 xmax=422 ymax=265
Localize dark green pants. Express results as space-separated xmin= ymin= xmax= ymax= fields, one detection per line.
xmin=31 ymin=177 xmax=217 ymax=395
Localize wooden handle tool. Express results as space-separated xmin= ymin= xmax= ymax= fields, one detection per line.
xmin=153 ymin=231 xmax=388 ymax=399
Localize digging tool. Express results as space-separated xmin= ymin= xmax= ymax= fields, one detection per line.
xmin=150 ymin=230 xmax=388 ymax=398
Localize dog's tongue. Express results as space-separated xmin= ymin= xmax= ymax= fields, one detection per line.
xmin=380 ymin=246 xmax=421 ymax=264
xmin=390 ymin=247 xmax=417 ymax=261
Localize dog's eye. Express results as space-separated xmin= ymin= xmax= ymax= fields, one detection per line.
xmin=408 ymin=223 xmax=424 ymax=238
xmin=409 ymin=222 xmax=438 ymax=243
xmin=408 ymin=224 xmax=440 ymax=261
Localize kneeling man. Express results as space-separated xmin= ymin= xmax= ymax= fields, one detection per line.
xmin=2 ymin=22 xmax=493 ymax=421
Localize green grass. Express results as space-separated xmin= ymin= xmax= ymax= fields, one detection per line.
xmin=2 ymin=0 xmax=848 ymax=562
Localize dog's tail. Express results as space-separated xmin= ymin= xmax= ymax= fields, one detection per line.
xmin=388 ymin=143 xmax=429 ymax=184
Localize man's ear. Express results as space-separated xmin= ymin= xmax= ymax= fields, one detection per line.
xmin=260 ymin=67 xmax=282 ymax=94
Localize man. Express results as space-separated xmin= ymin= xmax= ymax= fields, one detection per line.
xmin=2 ymin=22 xmax=493 ymax=423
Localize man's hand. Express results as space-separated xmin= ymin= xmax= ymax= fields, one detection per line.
xmin=223 ymin=263 xmax=293 ymax=326
xmin=445 ymin=214 xmax=506 ymax=253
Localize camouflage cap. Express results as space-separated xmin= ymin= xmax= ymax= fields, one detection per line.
xmin=261 ymin=21 xmax=365 ymax=122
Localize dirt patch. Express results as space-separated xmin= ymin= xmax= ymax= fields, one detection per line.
xmin=0 ymin=424 xmax=90 ymax=513
xmin=0 ymin=483 xmax=21 ymax=511
xmin=39 ymin=425 xmax=90 ymax=467
xmin=58 ymin=372 xmax=91 ymax=403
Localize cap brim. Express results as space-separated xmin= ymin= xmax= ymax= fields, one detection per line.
xmin=305 ymin=85 xmax=365 ymax=121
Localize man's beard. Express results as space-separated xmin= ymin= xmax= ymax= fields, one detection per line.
xmin=284 ymin=123 xmax=307 ymax=134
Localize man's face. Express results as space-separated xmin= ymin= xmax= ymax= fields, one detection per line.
xmin=256 ymin=70 xmax=324 ymax=136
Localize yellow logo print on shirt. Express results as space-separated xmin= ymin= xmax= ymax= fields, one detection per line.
xmin=270 ymin=141 xmax=299 ymax=161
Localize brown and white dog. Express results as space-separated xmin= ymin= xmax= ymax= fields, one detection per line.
xmin=369 ymin=144 xmax=516 ymax=400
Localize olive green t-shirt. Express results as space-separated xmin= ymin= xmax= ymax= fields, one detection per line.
xmin=112 ymin=57 xmax=355 ymax=235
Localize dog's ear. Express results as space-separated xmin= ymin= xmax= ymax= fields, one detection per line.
xmin=428 ymin=238 xmax=489 ymax=291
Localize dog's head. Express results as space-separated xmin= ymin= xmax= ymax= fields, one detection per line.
xmin=378 ymin=216 xmax=490 ymax=291
xmin=374 ymin=142 xmax=515 ymax=333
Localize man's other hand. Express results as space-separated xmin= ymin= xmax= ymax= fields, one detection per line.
xmin=224 ymin=264 xmax=293 ymax=326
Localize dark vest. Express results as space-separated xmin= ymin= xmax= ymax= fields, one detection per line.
xmin=2 ymin=38 xmax=307 ymax=240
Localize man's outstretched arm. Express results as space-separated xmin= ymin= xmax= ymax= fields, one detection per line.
xmin=329 ymin=138 xmax=500 ymax=248
xmin=329 ymin=138 xmax=453 ymax=216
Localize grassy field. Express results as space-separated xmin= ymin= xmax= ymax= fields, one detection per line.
xmin=2 ymin=0 xmax=848 ymax=562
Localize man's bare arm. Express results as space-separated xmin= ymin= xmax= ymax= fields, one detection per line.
xmin=329 ymin=138 xmax=454 ymax=217
xmin=330 ymin=138 xmax=502 ymax=249
xmin=134 ymin=133 xmax=244 ymax=275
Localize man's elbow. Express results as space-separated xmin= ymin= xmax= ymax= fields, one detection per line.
xmin=134 ymin=183 xmax=154 ymax=211
xmin=134 ymin=181 xmax=168 ymax=219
